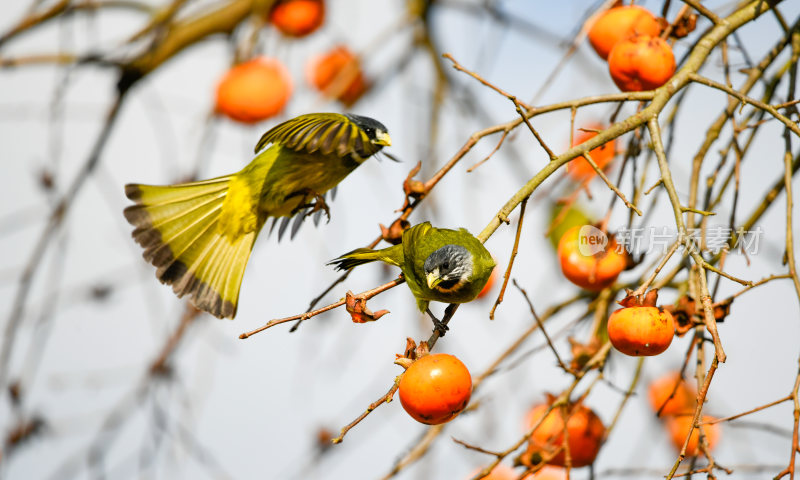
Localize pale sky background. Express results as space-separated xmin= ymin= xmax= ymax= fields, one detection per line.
xmin=1 ymin=1 xmax=799 ymax=479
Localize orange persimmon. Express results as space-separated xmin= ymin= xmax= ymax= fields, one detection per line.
xmin=534 ymin=466 xmax=567 ymax=479
xmin=608 ymin=292 xmax=675 ymax=356
xmin=665 ymin=415 xmax=720 ymax=456
xmin=588 ymin=5 xmax=661 ymax=60
xmin=398 ymin=353 xmax=472 ymax=425
xmin=608 ymin=35 xmax=676 ymax=91
xmin=466 ymin=465 xmax=533 ymax=480
xmin=268 ymin=0 xmax=325 ymax=37
xmin=524 ymin=400 xmax=605 ymax=468
xmin=566 ymin=125 xmax=616 ymax=180
xmin=306 ymin=46 xmax=367 ymax=106
xmin=648 ymin=372 xmax=697 ymax=416
xmin=557 ymin=225 xmax=627 ymax=291
xmin=215 ymin=57 xmax=292 ymax=123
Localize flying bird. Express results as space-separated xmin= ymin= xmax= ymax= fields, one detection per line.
xmin=124 ymin=112 xmax=391 ymax=319
xmin=329 ymin=222 xmax=495 ymax=325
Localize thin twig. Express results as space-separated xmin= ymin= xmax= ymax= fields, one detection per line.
xmin=513 ymin=280 xmax=569 ymax=373
xmin=451 ymin=437 xmax=503 ymax=456
xmin=682 ymin=0 xmax=722 ymax=24
xmin=713 ymin=273 xmax=791 ymax=306
xmin=703 ymin=395 xmax=792 ymax=425
xmin=648 ymin=116 xmax=727 ymax=363
xmin=442 ymin=53 xmax=532 ymax=111
xmin=332 ymin=381 xmax=400 ymax=444
xmin=633 ymin=241 xmax=681 ymax=296
xmin=489 ymin=196 xmax=528 ymax=319
xmin=239 ymin=278 xmax=404 ymax=339
xmin=603 ymin=358 xmax=644 ymax=439
xmin=443 ymin=53 xmax=557 ymax=160
xmin=582 ymin=151 xmax=642 ymax=215
xmin=688 ymin=73 xmax=800 ymax=139
xmin=467 ymin=130 xmax=510 ymax=172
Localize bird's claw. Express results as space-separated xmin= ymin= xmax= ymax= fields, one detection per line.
xmin=303 ymin=194 xmax=331 ymax=223
xmin=432 ymin=318 xmax=449 ymax=337
xmin=426 ymin=308 xmax=449 ymax=337
xmin=288 ymin=188 xmax=331 ymax=223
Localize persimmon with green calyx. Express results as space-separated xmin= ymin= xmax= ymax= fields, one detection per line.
xmin=557 ymin=225 xmax=627 ymax=291
xmin=398 ymin=352 xmax=472 ymax=425
xmin=588 ymin=5 xmax=662 ymax=60
xmin=268 ymin=0 xmax=324 ymax=37
xmin=522 ymin=396 xmax=605 ymax=468
xmin=608 ymin=35 xmax=676 ymax=92
xmin=547 ymin=203 xmax=591 ymax=250
xmin=608 ymin=289 xmax=675 ymax=356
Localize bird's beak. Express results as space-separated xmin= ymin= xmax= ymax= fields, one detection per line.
xmin=373 ymin=131 xmax=392 ymax=147
xmin=426 ymin=270 xmax=441 ymax=290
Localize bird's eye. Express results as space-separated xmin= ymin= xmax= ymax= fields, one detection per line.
xmin=441 ymin=262 xmax=449 ymax=270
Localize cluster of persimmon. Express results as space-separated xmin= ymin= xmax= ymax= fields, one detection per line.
xmin=557 ymin=227 xmax=678 ymax=357
xmin=587 ymin=5 xmax=676 ymax=92
xmin=648 ymin=372 xmax=721 ymax=456
xmin=214 ymin=0 xmax=368 ymax=124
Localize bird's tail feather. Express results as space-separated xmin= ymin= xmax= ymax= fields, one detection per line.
xmin=124 ymin=177 xmax=254 ymax=318
xmin=329 ymin=248 xmax=384 ymax=271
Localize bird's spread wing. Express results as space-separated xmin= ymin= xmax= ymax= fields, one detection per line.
xmin=124 ymin=177 xmax=256 ymax=319
xmin=253 ymin=113 xmax=378 ymax=159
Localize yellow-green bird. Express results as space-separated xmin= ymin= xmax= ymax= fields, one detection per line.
xmin=329 ymin=222 xmax=496 ymax=313
xmin=124 ymin=113 xmax=391 ymax=319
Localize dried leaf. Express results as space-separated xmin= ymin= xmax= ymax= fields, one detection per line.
xmin=569 ymin=336 xmax=601 ymax=371
xmin=345 ymin=290 xmax=390 ymax=323
xmin=379 ymin=218 xmax=410 ymax=245
xmin=671 ymin=13 xmax=697 ymax=39
xmin=399 ymin=161 xmax=425 ymax=210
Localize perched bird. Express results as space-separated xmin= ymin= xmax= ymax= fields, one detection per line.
xmin=329 ymin=222 xmax=496 ymax=316
xmin=124 ymin=113 xmax=391 ymax=319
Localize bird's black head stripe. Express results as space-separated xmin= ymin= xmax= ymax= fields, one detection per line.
xmin=345 ymin=114 xmax=388 ymax=139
